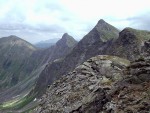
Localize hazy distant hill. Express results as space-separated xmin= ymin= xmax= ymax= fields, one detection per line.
xmin=35 ymin=38 xmax=60 ymax=48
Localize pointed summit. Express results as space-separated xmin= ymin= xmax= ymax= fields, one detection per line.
xmin=61 ymin=33 xmax=70 ymax=40
xmin=80 ymin=19 xmax=119 ymax=44
xmin=56 ymin=33 xmax=77 ymax=47
xmin=97 ymin=19 xmax=106 ymax=24
xmin=62 ymin=33 xmax=69 ymax=36
xmin=94 ymin=19 xmax=118 ymax=32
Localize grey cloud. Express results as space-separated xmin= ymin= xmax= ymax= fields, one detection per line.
xmin=33 ymin=24 xmax=66 ymax=33
xmin=125 ymin=13 xmax=150 ymax=30
xmin=44 ymin=1 xmax=64 ymax=11
xmin=0 ymin=23 xmax=66 ymax=33
xmin=0 ymin=0 xmax=81 ymax=43
xmin=0 ymin=24 xmax=27 ymax=30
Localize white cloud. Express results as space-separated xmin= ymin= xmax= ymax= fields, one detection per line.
xmin=0 ymin=0 xmax=150 ymax=43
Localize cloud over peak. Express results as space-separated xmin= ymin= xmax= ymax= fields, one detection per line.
xmin=0 ymin=0 xmax=150 ymax=43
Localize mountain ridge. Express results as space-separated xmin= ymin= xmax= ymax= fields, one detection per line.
xmin=36 ymin=54 xmax=150 ymax=113
xmin=33 ymin=19 xmax=120 ymax=97
xmin=1 ymin=19 xmax=150 ymax=112
xmin=33 ymin=19 xmax=150 ymax=98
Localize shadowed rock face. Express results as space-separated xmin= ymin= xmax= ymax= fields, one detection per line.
xmin=35 ymin=54 xmax=150 ymax=113
xmin=104 ymin=28 xmax=150 ymax=61
xmin=141 ymin=39 xmax=150 ymax=58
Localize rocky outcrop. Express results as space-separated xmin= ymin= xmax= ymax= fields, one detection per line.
xmin=142 ymin=39 xmax=150 ymax=58
xmin=105 ymin=57 xmax=150 ymax=113
xmin=35 ymin=54 xmax=150 ymax=113
xmin=104 ymin=28 xmax=150 ymax=61
xmin=35 ymin=55 xmax=130 ymax=113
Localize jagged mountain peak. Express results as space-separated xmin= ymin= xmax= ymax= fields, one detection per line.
xmin=97 ymin=19 xmax=106 ymax=25
xmin=62 ymin=33 xmax=69 ymax=37
xmin=94 ymin=19 xmax=119 ymax=32
xmin=56 ymin=33 xmax=77 ymax=47
xmin=80 ymin=19 xmax=119 ymax=44
xmin=61 ymin=33 xmax=73 ymax=40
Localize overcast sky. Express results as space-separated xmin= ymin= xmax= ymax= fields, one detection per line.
xmin=0 ymin=0 xmax=150 ymax=43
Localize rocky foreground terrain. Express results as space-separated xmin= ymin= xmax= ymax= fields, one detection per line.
xmin=35 ymin=53 xmax=150 ymax=113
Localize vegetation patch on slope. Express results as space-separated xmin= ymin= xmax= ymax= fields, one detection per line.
xmin=0 ymin=94 xmax=35 ymax=111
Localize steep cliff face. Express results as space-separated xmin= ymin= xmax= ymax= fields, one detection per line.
xmin=36 ymin=54 xmax=150 ymax=113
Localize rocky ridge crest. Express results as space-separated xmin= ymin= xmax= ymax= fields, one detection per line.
xmin=35 ymin=55 xmax=130 ymax=113
xmin=36 ymin=40 xmax=150 ymax=113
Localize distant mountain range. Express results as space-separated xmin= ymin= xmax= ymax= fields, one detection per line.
xmin=0 ymin=19 xmax=150 ymax=113
xmin=34 ymin=38 xmax=60 ymax=48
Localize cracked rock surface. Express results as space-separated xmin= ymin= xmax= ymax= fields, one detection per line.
xmin=35 ymin=53 xmax=150 ymax=113
xmin=35 ymin=55 xmax=130 ymax=113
